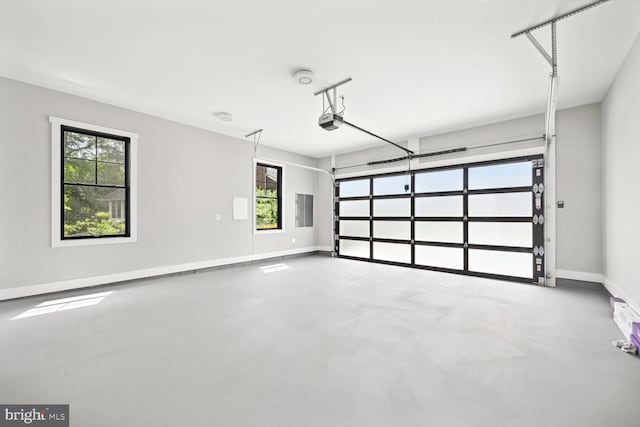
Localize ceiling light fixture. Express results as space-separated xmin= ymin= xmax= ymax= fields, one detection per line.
xmin=293 ymin=69 xmax=314 ymax=85
xmin=214 ymin=112 xmax=233 ymax=122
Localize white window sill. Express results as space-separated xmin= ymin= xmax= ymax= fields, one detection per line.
xmin=52 ymin=236 xmax=137 ymax=248
xmin=254 ymin=229 xmax=285 ymax=235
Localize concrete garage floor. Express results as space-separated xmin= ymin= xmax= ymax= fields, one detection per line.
xmin=0 ymin=255 xmax=638 ymax=427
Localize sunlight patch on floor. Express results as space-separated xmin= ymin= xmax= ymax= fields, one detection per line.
xmin=11 ymin=291 xmax=113 ymax=320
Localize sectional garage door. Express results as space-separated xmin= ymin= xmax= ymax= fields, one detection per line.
xmin=335 ymin=156 xmax=545 ymax=284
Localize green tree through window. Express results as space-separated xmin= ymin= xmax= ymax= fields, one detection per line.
xmin=256 ymin=163 xmax=282 ymax=230
xmin=62 ymin=127 xmax=129 ymax=238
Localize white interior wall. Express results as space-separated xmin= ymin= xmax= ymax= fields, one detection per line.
xmin=0 ymin=76 xmax=610 ymax=298
xmin=555 ymin=104 xmax=603 ymax=277
xmin=0 ymin=77 xmax=325 ymax=298
xmin=318 ymin=104 xmax=603 ymax=278
xmin=602 ymin=33 xmax=640 ymax=310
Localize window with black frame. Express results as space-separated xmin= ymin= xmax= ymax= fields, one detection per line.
xmin=256 ymin=163 xmax=282 ymax=230
xmin=62 ymin=126 xmax=130 ymax=239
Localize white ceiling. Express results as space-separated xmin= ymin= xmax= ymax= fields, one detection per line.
xmin=1 ymin=0 xmax=639 ymax=158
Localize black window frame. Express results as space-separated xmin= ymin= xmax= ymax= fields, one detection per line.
xmin=61 ymin=125 xmax=131 ymax=240
xmin=255 ymin=163 xmax=283 ymax=231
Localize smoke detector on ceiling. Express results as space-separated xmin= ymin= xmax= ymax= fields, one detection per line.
xmin=293 ymin=69 xmax=314 ymax=85
xmin=214 ymin=112 xmax=233 ymax=122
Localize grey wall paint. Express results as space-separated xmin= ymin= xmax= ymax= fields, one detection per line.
xmin=315 ymin=157 xmax=334 ymax=249
xmin=602 ymin=34 xmax=640 ymax=305
xmin=0 ymin=77 xmax=321 ymax=289
xmin=320 ymin=104 xmax=603 ymax=274
xmin=0 ymin=73 xmax=608 ymax=290
xmin=555 ymin=103 xmax=602 ymax=275
xmin=332 ymin=140 xmax=410 ymax=175
xmin=419 ymin=113 xmax=544 ymax=162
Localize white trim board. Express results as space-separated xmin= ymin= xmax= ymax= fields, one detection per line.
xmin=0 ymin=246 xmax=332 ymax=302
xmin=555 ymin=269 xmax=604 ymax=284
xmin=603 ymin=277 xmax=640 ymax=319
xmin=50 ymin=116 xmax=139 ymax=247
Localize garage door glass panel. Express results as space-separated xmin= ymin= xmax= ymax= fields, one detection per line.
xmin=469 ymin=161 xmax=531 ymax=189
xmin=415 ymin=196 xmax=463 ymax=217
xmin=340 ymin=240 xmax=370 ymax=258
xmin=373 ymin=175 xmax=412 ymax=195
xmin=373 ymin=243 xmax=411 ymax=263
xmin=469 ymin=250 xmax=533 ymax=278
xmin=469 ymin=222 xmax=532 ymax=247
xmin=340 ymin=179 xmax=369 ymax=198
xmin=415 ymin=221 xmax=463 ymax=243
xmin=373 ymin=198 xmax=411 ymax=217
xmin=340 ymin=220 xmax=370 ymax=238
xmin=415 ymin=169 xmax=463 ymax=193
xmin=468 ymin=193 xmax=532 ymax=217
xmin=373 ymin=221 xmax=411 ymax=240
xmin=336 ymin=156 xmax=542 ymax=284
xmin=415 ymin=246 xmax=463 ymax=270
xmin=340 ymin=200 xmax=369 ymax=217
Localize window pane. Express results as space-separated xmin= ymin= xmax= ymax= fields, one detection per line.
xmin=373 ymin=221 xmax=410 ymax=240
xmin=468 ymin=193 xmax=532 ymax=217
xmin=256 ymin=165 xmax=266 ymax=191
xmin=256 ymin=165 xmax=279 ymax=196
xmin=373 ymin=198 xmax=410 ymax=217
xmin=415 ymin=246 xmax=463 ymax=270
xmin=256 ymin=164 xmax=281 ymax=230
xmin=113 ymin=201 xmax=123 ymax=219
xmin=373 ymin=242 xmax=411 ymax=263
xmin=340 ymin=220 xmax=369 ymax=238
xmin=340 ymin=179 xmax=369 ymax=198
xmin=469 ymin=161 xmax=532 ymax=190
xmin=340 ymin=200 xmax=369 ymax=217
xmin=469 ymin=222 xmax=532 ymax=247
xmin=415 ymin=169 xmax=462 ymax=193
xmin=97 ymin=137 xmax=125 ymax=164
xmin=415 ymin=221 xmax=463 ymax=243
xmin=63 ymin=186 xmax=126 ymax=237
xmin=295 ymin=193 xmax=313 ymax=228
xmin=415 ymin=196 xmax=462 ymax=217
xmin=373 ymin=175 xmax=411 ymax=196
xmin=64 ymin=131 xmax=96 ymax=159
xmin=265 ymin=167 xmax=278 ymax=193
xmin=97 ymin=162 xmax=125 ymax=186
xmin=295 ymin=194 xmax=305 ymax=227
xmin=340 ymin=240 xmax=369 ymax=258
xmin=256 ymin=198 xmax=279 ymax=229
xmin=304 ymin=194 xmax=313 ymax=227
xmin=469 ymin=250 xmax=533 ymax=278
xmin=64 ymin=158 xmax=96 ymax=184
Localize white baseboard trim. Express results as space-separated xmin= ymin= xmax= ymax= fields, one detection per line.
xmin=555 ymin=269 xmax=604 ymax=284
xmin=603 ymin=277 xmax=640 ymax=317
xmin=0 ymin=246 xmax=333 ymax=302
